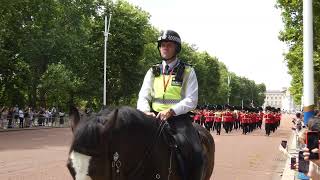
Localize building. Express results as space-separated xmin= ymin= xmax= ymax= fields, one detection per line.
xmin=263 ymin=88 xmax=298 ymax=112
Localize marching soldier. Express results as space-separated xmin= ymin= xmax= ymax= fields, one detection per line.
xmin=241 ymin=107 xmax=250 ymax=135
xmin=257 ymin=107 xmax=264 ymax=129
xmin=214 ymin=105 xmax=223 ymax=135
xmin=222 ymin=105 xmax=233 ymax=133
xmin=193 ymin=109 xmax=202 ymax=124
xmin=204 ymin=107 xmax=214 ymax=132
xmin=264 ymin=106 xmax=274 ymax=136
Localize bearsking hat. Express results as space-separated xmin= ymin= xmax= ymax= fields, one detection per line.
xmin=224 ymin=104 xmax=232 ymax=110
xmin=243 ymin=106 xmax=250 ymax=112
xmin=270 ymin=107 xmax=277 ymax=112
xmin=229 ymin=105 xmax=235 ymax=111
xmin=248 ymin=107 xmax=254 ymax=113
xmin=209 ymin=104 xmax=216 ymax=110
xmin=216 ymin=104 xmax=223 ymax=110
xmin=234 ymin=105 xmax=242 ymax=111
xmin=265 ymin=106 xmax=272 ymax=111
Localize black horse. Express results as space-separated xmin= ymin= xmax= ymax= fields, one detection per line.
xmin=67 ymin=106 xmax=215 ymax=180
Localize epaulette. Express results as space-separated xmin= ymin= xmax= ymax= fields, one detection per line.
xmin=151 ymin=61 xmax=191 ymax=81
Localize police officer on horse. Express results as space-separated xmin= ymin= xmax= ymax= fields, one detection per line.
xmin=137 ymin=30 xmax=205 ymax=180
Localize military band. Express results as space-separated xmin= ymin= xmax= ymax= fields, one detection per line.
xmin=191 ymin=105 xmax=282 ymax=136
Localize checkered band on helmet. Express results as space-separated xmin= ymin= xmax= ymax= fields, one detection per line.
xmin=157 ymin=30 xmax=181 ymax=53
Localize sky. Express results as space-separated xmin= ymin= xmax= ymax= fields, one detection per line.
xmin=126 ymin=0 xmax=292 ymax=91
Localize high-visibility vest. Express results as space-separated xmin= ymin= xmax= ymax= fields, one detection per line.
xmin=151 ymin=63 xmax=191 ymax=112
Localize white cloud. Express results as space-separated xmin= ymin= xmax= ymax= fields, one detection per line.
xmin=126 ymin=0 xmax=292 ymax=90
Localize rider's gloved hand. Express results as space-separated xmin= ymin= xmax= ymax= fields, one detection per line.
xmin=144 ymin=112 xmax=156 ymax=117
xmin=156 ymin=109 xmax=175 ymax=121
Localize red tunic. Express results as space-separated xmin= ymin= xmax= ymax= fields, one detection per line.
xmin=241 ymin=113 xmax=250 ymax=123
xmin=222 ymin=111 xmax=233 ymax=122
xmin=214 ymin=112 xmax=222 ymax=122
xmin=193 ymin=112 xmax=201 ymax=121
xmin=204 ymin=111 xmax=214 ymax=122
xmin=264 ymin=113 xmax=274 ymax=124
xmin=275 ymin=113 xmax=281 ymax=122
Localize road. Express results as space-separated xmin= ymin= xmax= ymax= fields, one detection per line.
xmin=0 ymin=114 xmax=293 ymax=180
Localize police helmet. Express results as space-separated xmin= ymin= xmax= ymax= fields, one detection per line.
xmin=157 ymin=30 xmax=182 ymax=54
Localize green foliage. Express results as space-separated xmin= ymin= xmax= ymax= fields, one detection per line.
xmin=276 ymin=0 xmax=320 ymax=107
xmin=38 ymin=63 xmax=82 ymax=109
xmin=0 ymin=0 xmax=266 ymax=109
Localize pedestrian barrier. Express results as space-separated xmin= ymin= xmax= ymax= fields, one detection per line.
xmin=0 ymin=115 xmax=70 ymax=131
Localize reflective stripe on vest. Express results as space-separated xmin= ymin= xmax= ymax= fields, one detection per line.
xmin=152 ymin=66 xmax=191 ymax=112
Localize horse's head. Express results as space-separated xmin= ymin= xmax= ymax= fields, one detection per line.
xmin=67 ymin=106 xmax=118 ymax=180
xmin=67 ymin=106 xmax=171 ymax=180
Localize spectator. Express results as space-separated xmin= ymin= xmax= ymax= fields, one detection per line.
xmin=28 ymin=107 xmax=34 ymax=127
xmin=38 ymin=108 xmax=45 ymax=126
xmin=51 ymin=106 xmax=57 ymax=126
xmin=293 ymin=112 xmax=305 ymax=133
xmin=0 ymin=107 xmax=3 ymax=128
xmin=59 ymin=110 xmax=65 ymax=127
xmin=13 ymin=105 xmax=19 ymax=127
xmin=7 ymin=108 xmax=13 ymax=128
xmin=298 ymin=117 xmax=320 ymax=180
xmin=18 ymin=108 xmax=24 ymax=128
xmin=24 ymin=107 xmax=29 ymax=128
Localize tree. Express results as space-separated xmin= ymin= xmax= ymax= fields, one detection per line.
xmin=38 ymin=63 xmax=82 ymax=109
xmin=276 ymin=0 xmax=320 ymax=107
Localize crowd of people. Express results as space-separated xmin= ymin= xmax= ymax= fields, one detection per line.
xmin=0 ymin=105 xmax=66 ymax=129
xmin=279 ymin=110 xmax=320 ymax=180
xmin=191 ymin=104 xmax=282 ymax=136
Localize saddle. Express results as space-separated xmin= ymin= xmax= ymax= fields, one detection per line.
xmin=162 ymin=121 xmax=200 ymax=180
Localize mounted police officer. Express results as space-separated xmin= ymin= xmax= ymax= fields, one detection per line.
xmin=137 ymin=30 xmax=204 ymax=180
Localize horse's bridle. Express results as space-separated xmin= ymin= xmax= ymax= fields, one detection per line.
xmin=110 ymin=120 xmax=173 ymax=180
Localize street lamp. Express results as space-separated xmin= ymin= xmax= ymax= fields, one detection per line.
xmin=227 ymin=74 xmax=231 ymax=104
xmin=103 ymin=13 xmax=112 ymax=107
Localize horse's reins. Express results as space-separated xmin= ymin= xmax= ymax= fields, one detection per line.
xmin=111 ymin=120 xmax=171 ymax=180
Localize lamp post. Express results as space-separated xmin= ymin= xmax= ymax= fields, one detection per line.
xmin=103 ymin=13 xmax=112 ymax=107
xmin=302 ymin=0 xmax=314 ymax=126
xmin=227 ymin=74 xmax=231 ymax=104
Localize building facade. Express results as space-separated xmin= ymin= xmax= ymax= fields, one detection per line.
xmin=263 ymin=88 xmax=298 ymax=112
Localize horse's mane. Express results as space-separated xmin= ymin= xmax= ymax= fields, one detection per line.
xmin=70 ymin=116 xmax=105 ymax=155
xmin=70 ymin=106 xmax=159 ymax=155
xmin=107 ymin=106 xmax=159 ymax=131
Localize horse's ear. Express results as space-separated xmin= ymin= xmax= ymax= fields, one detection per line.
xmin=103 ymin=108 xmax=118 ymax=133
xmin=69 ymin=106 xmax=80 ymax=133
